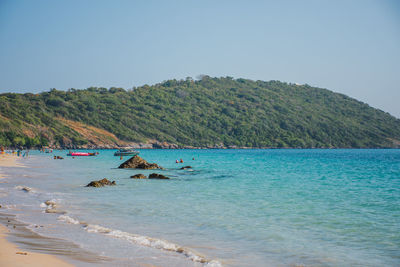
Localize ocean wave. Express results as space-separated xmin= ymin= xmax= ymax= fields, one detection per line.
xmin=57 ymin=215 xmax=222 ymax=266
xmin=58 ymin=215 xmax=81 ymax=225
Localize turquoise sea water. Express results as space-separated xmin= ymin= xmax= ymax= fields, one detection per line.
xmin=0 ymin=149 xmax=399 ymax=266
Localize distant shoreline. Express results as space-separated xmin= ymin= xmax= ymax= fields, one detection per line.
xmin=2 ymin=146 xmax=400 ymax=151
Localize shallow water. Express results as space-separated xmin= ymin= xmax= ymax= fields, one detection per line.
xmin=0 ymin=149 xmax=399 ymax=266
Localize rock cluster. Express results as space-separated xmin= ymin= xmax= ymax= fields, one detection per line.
xmin=86 ymin=178 xmax=116 ymax=187
xmin=148 ymin=173 xmax=169 ymax=179
xmin=151 ymin=141 xmax=179 ymax=149
xmin=118 ymin=155 xmax=163 ymax=169
xmin=21 ymin=187 xmax=32 ymax=192
xmin=130 ymin=174 xmax=146 ymax=179
xmin=130 ymin=173 xmax=170 ymax=179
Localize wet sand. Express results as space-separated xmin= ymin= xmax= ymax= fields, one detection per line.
xmin=0 ymin=153 xmax=74 ymax=267
xmin=0 ymin=223 xmax=74 ymax=267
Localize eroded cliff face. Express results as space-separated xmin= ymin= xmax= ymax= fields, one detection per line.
xmin=56 ymin=118 xmax=124 ymax=148
xmin=44 ymin=118 xmax=178 ymax=149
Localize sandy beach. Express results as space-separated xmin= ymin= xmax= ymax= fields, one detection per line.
xmin=0 ymin=224 xmax=73 ymax=267
xmin=0 ymin=153 xmax=73 ymax=267
xmin=0 ymin=154 xmax=20 ymax=178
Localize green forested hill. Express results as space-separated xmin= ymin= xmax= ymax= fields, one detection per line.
xmin=1 ymin=76 xmax=400 ymax=148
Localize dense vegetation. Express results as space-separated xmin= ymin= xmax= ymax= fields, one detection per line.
xmin=1 ymin=76 xmax=400 ymax=148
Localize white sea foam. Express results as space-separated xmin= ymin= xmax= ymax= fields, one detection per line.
xmin=58 ymin=215 xmax=80 ymax=225
xmin=57 ymin=215 xmax=222 ymax=266
xmin=205 ymin=261 xmax=223 ymax=267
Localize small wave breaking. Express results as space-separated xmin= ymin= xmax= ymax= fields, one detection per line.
xmin=58 ymin=215 xmax=222 ymax=266
xmin=58 ymin=215 xmax=81 ymax=225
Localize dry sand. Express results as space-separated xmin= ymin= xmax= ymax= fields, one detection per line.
xmin=0 ymin=153 xmax=74 ymax=267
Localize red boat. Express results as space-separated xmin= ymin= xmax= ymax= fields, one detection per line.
xmin=67 ymin=152 xmax=98 ymax=156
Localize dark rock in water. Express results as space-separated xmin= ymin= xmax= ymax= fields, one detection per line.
xmin=86 ymin=181 xmax=102 ymax=187
xmin=130 ymin=174 xmax=147 ymax=179
xmin=118 ymin=155 xmax=163 ymax=170
xmin=44 ymin=200 xmax=57 ymax=207
xmin=148 ymin=173 xmax=170 ymax=179
xmin=86 ymin=178 xmax=116 ymax=187
xmin=180 ymin=166 xmax=192 ymax=170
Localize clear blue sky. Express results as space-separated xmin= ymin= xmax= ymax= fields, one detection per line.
xmin=1 ymin=0 xmax=399 ymax=117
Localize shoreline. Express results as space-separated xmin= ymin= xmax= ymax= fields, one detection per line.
xmin=0 ymin=153 xmax=222 ymax=266
xmin=0 ymin=154 xmax=205 ymax=267
xmin=0 ymin=223 xmax=74 ymax=267
xmin=2 ymin=147 xmax=399 ymax=152
xmin=1 ymin=149 xmax=396 ymax=266
xmin=0 ymin=154 xmax=75 ymax=267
